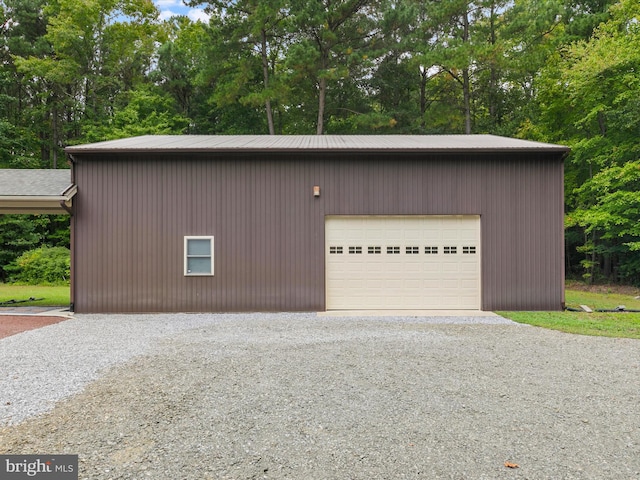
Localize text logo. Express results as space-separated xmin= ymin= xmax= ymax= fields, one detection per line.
xmin=1 ymin=455 xmax=77 ymax=479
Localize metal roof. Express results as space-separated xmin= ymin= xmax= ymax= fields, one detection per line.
xmin=0 ymin=169 xmax=76 ymax=214
xmin=66 ymin=134 xmax=570 ymax=154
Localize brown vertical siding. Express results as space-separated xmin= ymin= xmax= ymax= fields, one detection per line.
xmin=72 ymin=152 xmax=564 ymax=312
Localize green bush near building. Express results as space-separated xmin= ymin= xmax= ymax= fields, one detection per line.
xmin=6 ymin=246 xmax=70 ymax=285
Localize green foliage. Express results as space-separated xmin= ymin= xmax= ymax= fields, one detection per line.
xmin=0 ymin=121 xmax=41 ymax=168
xmin=80 ymin=87 xmax=189 ymax=142
xmin=568 ymin=161 xmax=640 ymax=284
xmin=153 ymin=17 xmax=208 ymax=124
xmin=1 ymin=0 xmax=621 ymax=142
xmin=0 ymin=215 xmax=69 ymax=282
xmin=528 ymin=0 xmax=640 ymax=284
xmin=0 ymin=215 xmax=43 ymax=282
xmin=6 ymin=246 xmax=71 ymax=285
xmin=9 ymin=0 xmax=163 ymax=162
xmin=285 ymin=0 xmax=387 ymax=134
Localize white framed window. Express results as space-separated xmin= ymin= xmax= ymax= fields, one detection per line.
xmin=184 ymin=236 xmax=214 ymax=276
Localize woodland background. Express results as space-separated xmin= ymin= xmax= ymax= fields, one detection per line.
xmin=0 ymin=0 xmax=639 ymax=285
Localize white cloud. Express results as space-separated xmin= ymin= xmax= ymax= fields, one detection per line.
xmin=155 ymin=0 xmax=180 ymax=7
xmin=159 ymin=8 xmax=180 ymax=20
xmin=154 ymin=0 xmax=210 ymax=23
xmin=188 ymin=8 xmax=210 ymax=23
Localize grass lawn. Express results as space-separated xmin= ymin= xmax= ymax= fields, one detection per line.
xmin=0 ymin=284 xmax=70 ymax=307
xmin=500 ymin=283 xmax=640 ymax=339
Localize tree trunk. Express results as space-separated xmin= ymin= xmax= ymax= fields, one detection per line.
xmin=261 ymin=29 xmax=275 ymax=135
xmin=598 ymin=110 xmax=606 ymax=136
xmin=589 ymin=230 xmax=597 ymax=284
xmin=315 ymin=43 xmax=331 ymax=136
xmin=52 ymin=102 xmax=58 ymax=169
xmin=317 ymin=76 xmax=327 ymax=135
xmin=488 ymin=2 xmax=498 ymax=126
xmin=603 ymin=252 xmax=612 ymax=280
xmin=419 ymin=68 xmax=427 ymax=132
xmin=463 ymin=67 xmax=471 ymax=134
xmin=462 ymin=9 xmax=472 ymax=134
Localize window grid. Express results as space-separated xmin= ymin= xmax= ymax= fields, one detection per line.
xmin=443 ymin=246 xmax=458 ymax=254
xmin=330 ymin=246 xmax=343 ymax=254
xmin=425 ymin=246 xmax=438 ymax=254
xmin=368 ymin=246 xmax=382 ymax=254
xmin=349 ymin=246 xmax=363 ymax=254
xmin=463 ymin=246 xmax=477 ymax=254
xmin=184 ymin=236 xmax=214 ymax=276
xmin=406 ymin=246 xmax=420 ymax=254
xmin=387 ymin=246 xmax=401 ymax=254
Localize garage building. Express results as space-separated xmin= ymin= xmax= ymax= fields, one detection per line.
xmin=64 ymin=135 xmax=568 ymax=313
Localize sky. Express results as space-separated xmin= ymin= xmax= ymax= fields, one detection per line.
xmin=154 ymin=0 xmax=211 ymax=23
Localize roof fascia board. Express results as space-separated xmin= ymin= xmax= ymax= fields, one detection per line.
xmin=0 ymin=186 xmax=76 ymax=215
xmin=0 ymin=201 xmax=71 ymax=214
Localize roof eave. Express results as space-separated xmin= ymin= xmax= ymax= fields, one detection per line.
xmin=65 ymin=147 xmax=571 ymax=155
xmin=0 ymin=185 xmax=77 ymax=215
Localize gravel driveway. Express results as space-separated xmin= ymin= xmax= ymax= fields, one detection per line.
xmin=1 ymin=313 xmax=639 ymax=479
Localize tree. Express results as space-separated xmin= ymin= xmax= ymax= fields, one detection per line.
xmin=153 ymin=17 xmax=208 ymax=130
xmin=80 ymin=86 xmax=189 ymax=142
xmin=13 ymin=0 xmax=162 ymax=160
xmin=286 ymin=0 xmax=386 ymax=134
xmin=532 ymin=0 xmax=640 ymax=283
xmin=183 ymin=0 xmax=288 ymax=134
xmin=568 ymin=161 xmax=640 ymax=284
xmin=1 ymin=0 xmax=55 ymax=167
xmin=405 ymin=0 xmax=518 ymax=134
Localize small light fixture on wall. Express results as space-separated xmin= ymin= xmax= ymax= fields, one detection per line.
xmin=313 ymin=185 xmax=321 ymax=197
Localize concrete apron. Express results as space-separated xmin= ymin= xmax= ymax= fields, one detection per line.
xmin=0 ymin=307 xmax=72 ymax=317
xmin=319 ymin=310 xmax=499 ymax=317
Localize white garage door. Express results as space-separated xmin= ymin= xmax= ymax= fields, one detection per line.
xmin=326 ymin=216 xmax=481 ymax=310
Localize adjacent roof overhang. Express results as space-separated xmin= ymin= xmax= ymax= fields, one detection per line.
xmin=0 ymin=169 xmax=76 ymax=215
xmin=65 ymin=134 xmax=571 ymax=155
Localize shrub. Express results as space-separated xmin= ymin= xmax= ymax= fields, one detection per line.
xmin=7 ymin=246 xmax=71 ymax=285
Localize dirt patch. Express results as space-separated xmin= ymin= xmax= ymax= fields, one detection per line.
xmin=0 ymin=315 xmax=68 ymax=339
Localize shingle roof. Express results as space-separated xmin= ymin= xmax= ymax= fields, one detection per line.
xmin=0 ymin=169 xmax=73 ymax=196
xmin=0 ymin=169 xmax=75 ymax=214
xmin=65 ymin=134 xmax=570 ymax=154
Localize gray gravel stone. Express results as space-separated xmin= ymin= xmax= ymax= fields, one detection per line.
xmin=1 ymin=313 xmax=639 ymax=480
